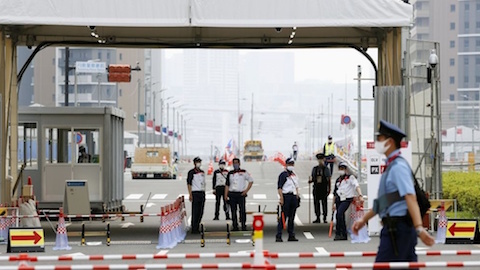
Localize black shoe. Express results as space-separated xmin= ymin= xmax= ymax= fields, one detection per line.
xmin=288 ymin=236 xmax=299 ymax=242
xmin=191 ymin=230 xmax=200 ymax=234
xmin=241 ymin=226 xmax=247 ymax=231
xmin=334 ymin=234 xmax=347 ymax=241
xmin=226 ymin=215 xmax=231 ymax=220
xmin=313 ymin=218 xmax=321 ymax=223
xmin=323 ymin=218 xmax=328 ymax=224
xmin=275 ymin=237 xmax=283 ymax=242
xmin=232 ymin=227 xmax=239 ymax=231
xmin=213 ymin=216 xmax=219 ymax=220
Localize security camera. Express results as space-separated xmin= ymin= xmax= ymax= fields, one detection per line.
xmin=275 ymin=28 xmax=282 ymax=33
xmin=88 ymin=26 xmax=96 ymax=31
xmin=429 ymin=49 xmax=438 ymax=68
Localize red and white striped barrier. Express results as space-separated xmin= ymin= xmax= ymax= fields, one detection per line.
xmin=3 ymin=213 xmax=167 ymax=219
xmin=2 ymin=250 xmax=479 ymax=262
xmin=2 ymin=261 xmax=480 ymax=269
xmin=156 ymin=196 xmax=187 ymax=249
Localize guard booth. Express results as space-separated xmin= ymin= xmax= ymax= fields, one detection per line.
xmin=17 ymin=106 xmax=124 ymax=213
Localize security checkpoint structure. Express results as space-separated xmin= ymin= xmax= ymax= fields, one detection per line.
xmin=17 ymin=106 xmax=125 ymax=212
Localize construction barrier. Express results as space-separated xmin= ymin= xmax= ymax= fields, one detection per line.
xmin=1 ymin=250 xmax=480 ymax=262
xmin=156 ymin=196 xmax=187 ymax=249
xmin=0 ymin=207 xmax=19 ymax=243
xmin=3 ymin=261 xmax=480 ymax=269
xmin=349 ymin=199 xmax=370 ymax=243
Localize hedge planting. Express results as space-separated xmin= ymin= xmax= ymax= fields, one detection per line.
xmin=442 ymin=172 xmax=480 ymax=218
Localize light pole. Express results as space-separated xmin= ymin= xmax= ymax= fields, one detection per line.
xmin=250 ymin=92 xmax=254 ymax=141
xmin=152 ymin=88 xmax=166 ymax=148
xmin=428 ymin=49 xmax=440 ymax=199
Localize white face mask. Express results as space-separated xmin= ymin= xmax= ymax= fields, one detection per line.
xmin=286 ymin=166 xmax=294 ymax=171
xmin=219 ymin=165 xmax=225 ymax=170
xmin=375 ymin=139 xmax=390 ymax=155
xmin=338 ymin=170 xmax=345 ymax=175
xmin=195 ymin=163 xmax=201 ymax=168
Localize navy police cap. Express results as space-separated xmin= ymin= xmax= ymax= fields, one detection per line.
xmin=375 ymin=120 xmax=406 ymax=141
xmin=285 ymin=157 xmax=295 ymax=164
xmin=315 ymin=153 xmax=325 ymax=159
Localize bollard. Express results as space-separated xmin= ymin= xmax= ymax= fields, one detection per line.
xmin=252 ymin=213 xmax=264 ymax=265
xmin=106 ymin=223 xmax=111 ymax=246
xmin=226 ymin=223 xmax=231 ymax=245
xmin=81 ymin=223 xmax=86 ymax=246
xmin=435 ymin=201 xmax=447 ymax=244
xmin=200 ymin=223 xmax=205 ymax=248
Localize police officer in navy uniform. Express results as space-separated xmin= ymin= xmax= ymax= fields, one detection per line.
xmin=333 ymin=162 xmax=363 ymax=241
xmin=212 ymin=159 xmax=230 ymax=220
xmin=187 ymin=157 xmax=206 ymax=234
xmin=276 ymin=158 xmax=300 ymax=242
xmin=308 ymin=153 xmax=331 ymax=223
xmin=353 ymin=120 xmax=434 ymax=267
xmin=224 ymin=158 xmax=254 ymax=231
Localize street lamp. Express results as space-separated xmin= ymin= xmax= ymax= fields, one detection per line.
xmin=428 ymin=49 xmax=440 ymax=199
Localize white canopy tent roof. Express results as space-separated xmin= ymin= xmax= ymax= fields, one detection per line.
xmin=1 ymin=0 xmax=412 ymax=48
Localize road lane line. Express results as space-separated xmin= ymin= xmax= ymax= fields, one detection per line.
xmin=303 ymin=232 xmax=314 ymax=239
xmin=125 ymin=194 xmax=143 ymax=200
xmin=253 ymin=194 xmax=267 ymax=199
xmin=315 ymin=247 xmax=328 ymax=254
xmin=151 ymin=194 xmax=167 ymax=199
xmin=294 ymin=214 xmax=303 ymax=226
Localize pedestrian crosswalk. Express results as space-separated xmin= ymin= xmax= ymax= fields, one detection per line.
xmin=124 ymin=193 xmax=322 ymax=201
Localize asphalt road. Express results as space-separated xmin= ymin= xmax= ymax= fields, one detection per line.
xmin=1 ymin=161 xmax=479 ymax=269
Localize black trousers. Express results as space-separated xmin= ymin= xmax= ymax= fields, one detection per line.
xmin=277 ymin=194 xmax=298 ymax=238
xmin=191 ymin=191 xmax=205 ymax=233
xmin=214 ymin=186 xmax=229 ymax=218
xmin=228 ymin=192 xmax=246 ymax=230
xmin=376 ymin=219 xmax=418 ymax=270
xmin=335 ymin=197 xmax=353 ymax=237
xmin=313 ymin=186 xmax=328 ymax=219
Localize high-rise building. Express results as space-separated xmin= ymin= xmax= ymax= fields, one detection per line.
xmin=410 ymin=0 xmax=480 ymax=130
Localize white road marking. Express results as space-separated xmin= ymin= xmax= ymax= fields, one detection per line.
xmin=315 ymin=247 xmax=328 ymax=254
xmin=303 ymin=232 xmax=314 ymax=239
xmin=151 ymin=194 xmax=167 ymax=199
xmin=146 ymin=203 xmax=156 ymax=208
xmin=125 ymin=194 xmax=143 ymax=200
xmin=121 ymin=222 xmax=135 ymax=229
xmin=294 ymin=214 xmax=303 ymax=226
xmin=253 ymin=194 xmax=267 ymax=199
xmin=206 ymin=194 xmax=216 ymax=200
xmin=302 ymin=194 xmax=313 ymax=200
xmin=66 ymin=253 xmax=85 ymax=257
xmin=157 ymin=250 xmax=169 ymax=255
xmin=86 ymin=242 xmax=102 ymax=246
xmin=415 ymin=247 xmax=429 ymax=250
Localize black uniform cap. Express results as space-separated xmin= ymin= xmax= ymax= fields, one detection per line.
xmin=315 ymin=153 xmax=325 ymax=159
xmin=375 ymin=120 xmax=406 ymax=142
xmin=218 ymin=159 xmax=226 ymax=165
xmin=285 ymin=157 xmax=295 ymax=165
xmin=193 ymin=156 xmax=202 ymax=163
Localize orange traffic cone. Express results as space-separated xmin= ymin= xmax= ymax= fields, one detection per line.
xmin=162 ymin=156 xmax=168 ymax=164
xmin=207 ymin=162 xmax=213 ymax=175
xmin=53 ymin=207 xmax=71 ymax=250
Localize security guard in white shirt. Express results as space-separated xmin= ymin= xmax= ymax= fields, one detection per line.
xmin=187 ymin=156 xmax=206 ymax=234
xmin=212 ymin=159 xmax=230 ymax=220
xmin=333 ymin=162 xmax=363 ymax=240
xmin=224 ymin=158 xmax=254 ymax=231
xmin=276 ymin=158 xmax=300 ymax=242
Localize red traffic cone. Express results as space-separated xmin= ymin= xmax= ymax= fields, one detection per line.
xmin=53 ymin=207 xmax=71 ymax=250
xmin=28 ymin=176 xmax=32 ymax=185
xmin=207 ymin=162 xmax=213 ymax=175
